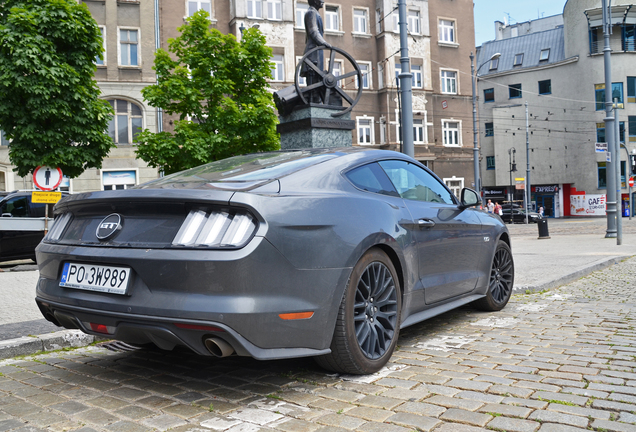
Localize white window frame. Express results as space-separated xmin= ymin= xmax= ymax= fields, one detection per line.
xmin=377 ymin=62 xmax=384 ymax=89
xmin=117 ymin=27 xmax=140 ymax=67
xmin=442 ymin=119 xmax=462 ymax=147
xmin=379 ymin=117 xmax=386 ymax=143
xmin=356 ymin=116 xmax=374 ymax=145
xmin=513 ymin=53 xmax=523 ymax=66
xmin=295 ymin=2 xmax=309 ymax=28
xmin=440 ymin=69 xmax=458 ymax=94
xmin=394 ymin=62 xmax=401 ymax=87
xmin=325 ymin=5 xmax=340 ymax=32
xmin=438 ymin=18 xmax=456 ymax=44
xmin=187 ymin=0 xmax=212 ymax=17
xmin=353 ymin=8 xmax=368 ymax=34
xmin=540 ymin=48 xmax=550 ymax=61
xmin=393 ymin=10 xmax=399 ymax=33
xmin=107 ymin=98 xmax=145 ymax=145
xmin=295 ymin=56 xmax=306 ymax=86
xmin=247 ymin=0 xmax=262 ymax=18
xmin=411 ymin=64 xmax=422 ymax=88
xmin=328 ymin=59 xmax=344 ymax=87
xmin=443 ymin=176 xmax=464 ymax=198
xmin=266 ymin=0 xmax=282 ymax=20
xmin=356 ymin=61 xmax=372 ymax=89
xmin=96 ymin=26 xmax=106 ymax=66
xmin=413 ymin=119 xmax=424 ymax=143
xmin=101 ymin=169 xmax=139 ymax=191
xmin=408 ymin=10 xmax=420 ymax=35
xmin=271 ymin=54 xmax=284 ymax=82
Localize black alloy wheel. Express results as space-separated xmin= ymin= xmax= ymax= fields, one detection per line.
xmin=315 ymin=248 xmax=402 ymax=374
xmin=474 ymin=240 xmax=514 ymax=311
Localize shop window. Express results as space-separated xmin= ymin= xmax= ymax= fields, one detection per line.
xmin=103 ymin=171 xmax=137 ymax=191
xmin=484 ymin=88 xmax=494 ymax=102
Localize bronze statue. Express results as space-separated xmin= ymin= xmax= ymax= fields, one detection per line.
xmin=301 ymin=0 xmax=331 ymax=103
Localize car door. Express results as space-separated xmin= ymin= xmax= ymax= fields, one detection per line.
xmin=378 ymin=160 xmax=485 ymax=305
xmin=0 ymin=195 xmax=36 ymax=260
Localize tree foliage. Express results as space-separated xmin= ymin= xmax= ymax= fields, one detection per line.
xmin=0 ymin=0 xmax=114 ymax=178
xmin=135 ymin=11 xmax=280 ymax=175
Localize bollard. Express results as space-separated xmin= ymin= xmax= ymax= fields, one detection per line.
xmin=538 ymin=218 xmax=550 ymax=239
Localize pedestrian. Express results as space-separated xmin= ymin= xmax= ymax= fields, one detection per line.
xmin=494 ymin=202 xmax=502 ymax=216
xmin=539 ymin=206 xmax=544 ymax=218
xmin=487 ymin=199 xmax=494 ymax=213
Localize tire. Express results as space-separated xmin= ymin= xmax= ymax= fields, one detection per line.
xmin=474 ymin=240 xmax=514 ymax=311
xmin=315 ymin=248 xmax=402 ymax=375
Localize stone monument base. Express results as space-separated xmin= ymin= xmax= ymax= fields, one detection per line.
xmin=276 ymin=105 xmax=354 ymax=150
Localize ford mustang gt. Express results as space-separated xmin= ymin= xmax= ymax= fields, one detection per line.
xmin=35 ymin=148 xmax=513 ymax=374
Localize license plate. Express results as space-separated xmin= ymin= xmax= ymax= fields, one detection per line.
xmin=60 ymin=262 xmax=131 ymax=295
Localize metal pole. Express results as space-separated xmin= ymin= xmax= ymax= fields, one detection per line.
xmin=603 ymin=0 xmax=617 ymax=238
xmin=615 ymin=99 xmax=622 ymax=245
xmin=470 ymin=53 xmax=481 ymax=197
xmin=397 ymin=0 xmax=413 ymax=158
xmin=525 ymin=101 xmax=530 ymax=224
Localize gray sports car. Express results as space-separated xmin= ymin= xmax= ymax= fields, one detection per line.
xmin=35 ymin=148 xmax=513 ymax=374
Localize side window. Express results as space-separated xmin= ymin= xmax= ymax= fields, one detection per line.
xmin=345 ymin=163 xmax=399 ymax=197
xmin=378 ymin=160 xmax=455 ymax=204
xmin=1 ymin=197 xmax=28 ymax=217
xmin=29 ymin=202 xmax=47 ymax=217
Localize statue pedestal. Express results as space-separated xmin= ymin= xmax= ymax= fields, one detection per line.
xmin=277 ymin=105 xmax=355 ymax=149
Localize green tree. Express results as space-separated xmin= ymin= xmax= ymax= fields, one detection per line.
xmin=0 ymin=0 xmax=114 ymax=178
xmin=135 ymin=11 xmax=280 ymax=175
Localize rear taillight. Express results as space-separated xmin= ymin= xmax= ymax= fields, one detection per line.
xmin=172 ymin=209 xmax=257 ymax=248
xmin=44 ymin=212 xmax=72 ymax=241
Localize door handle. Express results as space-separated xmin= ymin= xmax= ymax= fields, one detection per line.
xmin=418 ymin=219 xmax=435 ymax=228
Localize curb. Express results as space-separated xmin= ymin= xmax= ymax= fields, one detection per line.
xmin=512 ymin=255 xmax=630 ymax=294
xmin=0 ymin=330 xmax=98 ymax=360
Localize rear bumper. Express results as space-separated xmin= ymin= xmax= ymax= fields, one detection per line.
xmin=35 ymin=237 xmax=351 ymax=357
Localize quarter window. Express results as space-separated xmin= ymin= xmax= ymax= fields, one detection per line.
xmin=442 ymin=120 xmax=460 ymax=146
xmin=187 ymin=0 xmax=211 ymax=16
xmin=439 ymin=19 xmax=455 ymax=43
xmin=107 ymin=99 xmax=143 ymax=144
xmin=119 ymin=29 xmax=139 ymax=66
xmin=345 ymin=163 xmax=399 ymax=197
xmin=354 ymin=9 xmax=368 ymax=33
xmin=441 ymin=70 xmax=457 ymax=94
xmin=325 ymin=6 xmax=339 ymax=31
xmin=379 ymin=160 xmax=455 ymax=204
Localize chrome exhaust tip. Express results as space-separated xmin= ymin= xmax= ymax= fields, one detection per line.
xmin=204 ymin=337 xmax=235 ymax=357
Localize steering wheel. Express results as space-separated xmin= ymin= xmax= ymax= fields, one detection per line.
xmin=295 ymin=46 xmax=363 ymax=118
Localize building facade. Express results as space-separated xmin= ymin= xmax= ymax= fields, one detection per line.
xmin=477 ymin=0 xmax=636 ymax=218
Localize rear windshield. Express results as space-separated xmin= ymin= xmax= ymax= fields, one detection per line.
xmin=137 ymin=151 xmax=338 ymax=189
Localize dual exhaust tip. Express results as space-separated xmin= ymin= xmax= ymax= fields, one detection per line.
xmin=204 ymin=337 xmax=235 ymax=357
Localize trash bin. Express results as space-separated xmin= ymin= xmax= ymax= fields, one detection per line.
xmin=538 ymin=218 xmax=550 ymax=239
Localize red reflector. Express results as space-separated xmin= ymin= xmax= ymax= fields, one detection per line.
xmin=175 ymin=323 xmax=224 ymax=332
xmin=89 ymin=323 xmax=110 ymax=334
xmin=279 ymin=312 xmax=314 ymax=320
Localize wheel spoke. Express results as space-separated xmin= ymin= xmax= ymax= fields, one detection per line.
xmin=334 ymin=86 xmax=354 ymax=104
xmin=335 ymin=70 xmax=358 ymax=81
xmin=299 ymin=82 xmax=324 ymax=94
xmin=302 ymin=57 xmax=325 ymax=77
xmin=328 ymin=49 xmax=336 ymax=74
xmin=324 ymin=87 xmax=331 ymax=103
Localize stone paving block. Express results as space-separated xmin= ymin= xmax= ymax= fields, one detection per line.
xmin=272 ymin=418 xmax=320 ymax=432
xmin=410 ymin=374 xmax=450 ymax=385
xmin=0 ymin=419 xmax=25 ymax=431
xmin=473 ymin=375 xmax=514 ymax=385
xmin=537 ymin=424 xmax=588 ymax=432
xmin=0 ymin=402 xmax=41 ymax=417
xmin=355 ymin=395 xmax=402 ymax=410
xmin=73 ymin=408 xmax=120 ymax=426
xmin=541 ymin=378 xmax=585 ymax=388
xmin=20 ymin=411 xmax=67 ymax=428
xmin=386 ymin=412 xmax=441 ymax=431
xmin=440 ymin=408 xmax=492 ymax=427
xmin=50 ymin=400 xmax=91 ymax=415
xmin=506 ymin=372 xmax=544 ymax=382
xmin=376 ymin=387 xmax=429 ymax=401
xmin=513 ymin=381 xmax=561 ymax=392
xmin=528 ymin=409 xmax=589 ymax=428
xmin=591 ymin=419 xmax=636 ymax=432
xmin=488 ymin=384 xmax=534 ymax=398
xmin=486 ymin=416 xmax=540 ymax=432
xmin=478 ymin=402 xmax=532 ymax=418
xmin=546 ymin=402 xmax=610 ymax=420
xmin=426 ymin=395 xmax=483 ymax=411
xmin=278 ymin=390 xmax=322 ymax=407
xmin=559 ymin=365 xmax=600 ymax=375
xmin=610 ymin=393 xmax=636 ymax=405
xmin=229 ymin=408 xmax=284 ymax=425
xmin=315 ymin=413 xmax=365 ymax=430
xmin=394 ymin=401 xmax=445 ymax=417
xmin=373 ymin=378 xmax=417 ymax=389
xmin=531 ymin=391 xmax=588 ymax=406
xmin=308 ymin=399 xmax=354 ymax=413
xmin=593 ymin=399 xmax=636 ymax=412
xmin=562 ymin=386 xmax=609 ymax=398
xmin=586 ymin=375 xmax=625 ymax=385
xmin=142 ymin=414 xmax=188 ymax=431
xmin=419 ymin=384 xmax=460 ymax=397
xmin=621 ymin=412 xmax=636 ymax=424
xmin=105 ymin=421 xmax=150 ymax=432
xmin=445 ymin=379 xmax=491 ymax=392
xmin=437 ymin=371 xmax=478 ymax=380
xmin=432 ymin=422 xmax=489 ymax=431
xmin=455 ymin=391 xmax=503 ymax=404
xmin=162 ymin=403 xmax=207 ymax=419
xmin=313 ymin=389 xmax=361 ymax=403
xmin=356 ymin=421 xmax=410 ymax=432
xmin=344 ymin=406 xmax=392 ymax=422
xmin=502 ymin=397 xmax=548 ymax=409
xmin=114 ymin=405 xmax=155 ymax=420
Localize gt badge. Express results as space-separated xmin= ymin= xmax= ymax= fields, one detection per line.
xmin=96 ymin=214 xmax=123 ymax=240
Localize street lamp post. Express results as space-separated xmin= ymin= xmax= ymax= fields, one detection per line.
xmin=508 ymin=147 xmax=517 ymax=215
xmin=471 ymin=52 xmax=501 ymax=200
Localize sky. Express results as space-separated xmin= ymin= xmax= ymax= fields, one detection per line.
xmin=474 ymin=0 xmax=568 ymax=47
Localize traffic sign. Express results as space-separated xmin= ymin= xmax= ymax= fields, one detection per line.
xmin=32 ymin=191 xmax=62 ymax=204
xmin=595 ymin=142 xmax=608 ymax=153
xmin=33 ymin=166 xmax=63 ymax=191
xmin=629 ymin=177 xmax=634 ymax=188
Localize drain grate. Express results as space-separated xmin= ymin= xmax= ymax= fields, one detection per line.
xmin=97 ymin=341 xmax=145 ymax=352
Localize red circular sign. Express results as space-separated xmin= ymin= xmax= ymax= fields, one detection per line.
xmin=629 ymin=177 xmax=634 ymax=187
xmin=33 ymin=166 xmax=63 ymax=191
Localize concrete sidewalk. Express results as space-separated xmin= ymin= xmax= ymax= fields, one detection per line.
xmin=1 ymin=216 xmax=634 ymax=359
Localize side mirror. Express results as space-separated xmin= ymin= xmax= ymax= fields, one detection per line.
xmin=460 ymin=188 xmax=480 ymax=208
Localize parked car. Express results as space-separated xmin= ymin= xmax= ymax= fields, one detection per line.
xmin=0 ymin=191 xmax=59 ymax=262
xmin=35 ymin=148 xmax=514 ymax=374
xmin=500 ymin=208 xmax=541 ymax=224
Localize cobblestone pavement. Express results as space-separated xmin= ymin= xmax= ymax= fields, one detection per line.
xmin=2 ymin=258 xmax=636 ymax=431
